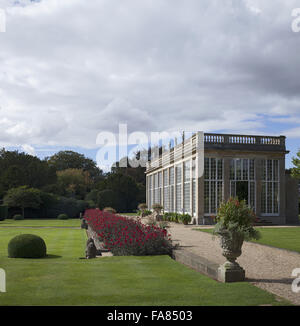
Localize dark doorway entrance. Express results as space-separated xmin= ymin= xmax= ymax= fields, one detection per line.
xmin=236 ymin=181 xmax=249 ymax=202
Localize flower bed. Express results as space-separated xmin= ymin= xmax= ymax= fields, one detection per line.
xmin=84 ymin=209 xmax=173 ymax=256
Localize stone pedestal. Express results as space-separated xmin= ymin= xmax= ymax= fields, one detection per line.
xmin=218 ymin=262 xmax=245 ymax=283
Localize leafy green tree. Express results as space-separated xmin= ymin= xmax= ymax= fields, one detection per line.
xmin=96 ymin=173 xmax=139 ymax=212
xmin=291 ymin=150 xmax=300 ymax=178
xmin=56 ymin=168 xmax=92 ymax=199
xmin=111 ymin=150 xmax=148 ymax=186
xmin=0 ymin=149 xmax=57 ymax=197
xmin=3 ymin=186 xmax=42 ymax=218
xmin=97 ymin=189 xmax=115 ymax=210
xmin=46 ymin=150 xmax=103 ymax=182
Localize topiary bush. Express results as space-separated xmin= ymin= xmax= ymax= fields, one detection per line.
xmin=13 ymin=214 xmax=24 ymax=220
xmin=8 ymin=234 xmax=47 ymax=258
xmin=57 ymin=213 xmax=68 ymax=220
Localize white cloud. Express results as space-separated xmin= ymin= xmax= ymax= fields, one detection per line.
xmin=0 ymin=0 xmax=299 ymax=150
xmin=21 ymin=144 xmax=36 ymax=156
xmin=283 ymin=127 xmax=300 ymax=138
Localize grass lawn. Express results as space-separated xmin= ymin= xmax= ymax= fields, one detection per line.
xmin=195 ymin=227 xmax=300 ymax=253
xmin=0 ymin=218 xmax=81 ymax=228
xmin=0 ymin=224 xmax=291 ymax=306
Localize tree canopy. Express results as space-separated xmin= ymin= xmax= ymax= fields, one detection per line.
xmin=3 ymin=186 xmax=42 ymax=218
xmin=56 ymin=168 xmax=92 ymax=199
xmin=0 ymin=148 xmax=146 ymax=216
xmin=0 ymin=149 xmax=57 ymax=197
xmin=46 ymin=150 xmax=103 ymax=182
xmin=291 ymin=149 xmax=300 ymax=179
xmin=96 ymin=173 xmax=140 ymax=213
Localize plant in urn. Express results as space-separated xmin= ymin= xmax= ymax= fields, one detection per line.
xmin=213 ymin=198 xmax=260 ymax=282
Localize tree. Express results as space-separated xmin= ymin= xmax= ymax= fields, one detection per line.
xmin=97 ymin=189 xmax=115 ymax=210
xmin=3 ymin=186 xmax=42 ymax=218
xmin=96 ymin=173 xmax=139 ymax=212
xmin=0 ymin=149 xmax=57 ymax=197
xmin=46 ymin=150 xmax=103 ymax=182
xmin=291 ymin=150 xmax=300 ymax=178
xmin=56 ymin=168 xmax=92 ymax=199
xmin=110 ymin=148 xmax=151 ymax=190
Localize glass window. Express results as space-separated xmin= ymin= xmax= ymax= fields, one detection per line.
xmin=169 ymin=167 xmax=174 ymax=212
xmin=230 ymin=159 xmax=256 ymax=210
xmin=261 ymin=159 xmax=280 ymax=215
xmin=192 ymin=159 xmax=196 ymax=215
xmin=183 ymin=161 xmax=191 ymax=214
xmin=175 ymin=164 xmax=182 ymax=213
xmin=163 ymin=170 xmax=169 ymax=211
xmin=204 ymin=158 xmax=223 ymax=215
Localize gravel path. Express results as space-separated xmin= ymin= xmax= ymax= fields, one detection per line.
xmin=168 ymin=223 xmax=300 ymax=305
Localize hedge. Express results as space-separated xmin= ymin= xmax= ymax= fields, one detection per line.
xmin=0 ymin=205 xmax=8 ymax=221
xmin=8 ymin=234 xmax=47 ymax=258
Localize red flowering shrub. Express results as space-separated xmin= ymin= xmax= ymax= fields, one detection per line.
xmin=84 ymin=209 xmax=173 ymax=256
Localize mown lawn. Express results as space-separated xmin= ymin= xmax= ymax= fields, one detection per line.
xmin=0 ymin=225 xmax=291 ymax=306
xmin=195 ymin=227 xmax=300 ymax=254
xmin=0 ymin=218 xmax=80 ymax=228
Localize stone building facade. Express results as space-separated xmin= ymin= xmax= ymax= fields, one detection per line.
xmin=145 ymin=132 xmax=299 ymax=225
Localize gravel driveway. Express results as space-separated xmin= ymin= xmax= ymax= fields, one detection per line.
xmin=168 ymin=223 xmax=300 ymax=305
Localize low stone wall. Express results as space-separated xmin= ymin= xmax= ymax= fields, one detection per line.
xmin=172 ymin=249 xmax=219 ymax=281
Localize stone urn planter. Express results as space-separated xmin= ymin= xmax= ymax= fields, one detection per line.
xmin=180 ymin=214 xmax=192 ymax=226
xmin=80 ymin=218 xmax=88 ymax=230
xmin=213 ymin=198 xmax=260 ymax=283
xmin=152 ymin=204 xmax=163 ymax=221
xmin=138 ymin=203 xmax=148 ymax=217
xmin=218 ymin=231 xmax=245 ymax=282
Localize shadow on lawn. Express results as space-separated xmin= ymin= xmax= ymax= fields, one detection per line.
xmin=44 ymin=254 xmax=62 ymax=259
xmin=7 ymin=254 xmax=62 ymax=259
xmin=247 ymin=277 xmax=292 ymax=285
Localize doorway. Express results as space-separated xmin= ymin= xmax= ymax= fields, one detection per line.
xmin=235 ymin=181 xmax=248 ymax=202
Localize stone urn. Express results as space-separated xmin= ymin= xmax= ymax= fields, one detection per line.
xmin=152 ymin=204 xmax=163 ymax=221
xmin=153 ymin=210 xmax=162 ymax=222
xmin=153 ymin=207 xmax=162 ymax=215
xmin=218 ymin=231 xmax=245 ymax=282
xmin=80 ymin=218 xmax=88 ymax=230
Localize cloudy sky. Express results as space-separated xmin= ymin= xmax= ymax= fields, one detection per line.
xmin=0 ymin=0 xmax=300 ymax=168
